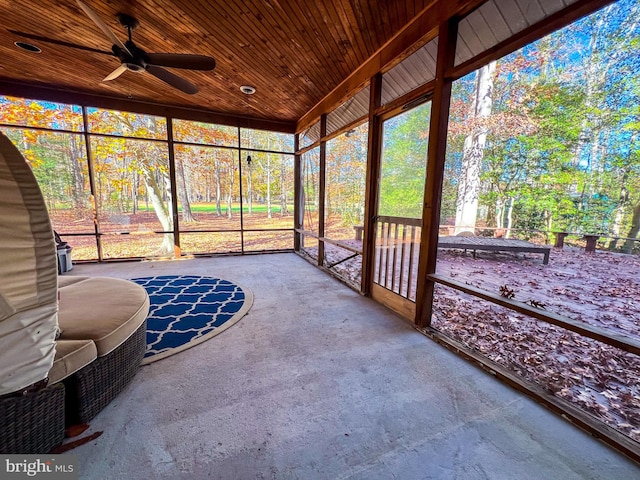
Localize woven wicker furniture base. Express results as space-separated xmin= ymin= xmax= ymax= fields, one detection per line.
xmin=0 ymin=382 xmax=65 ymax=453
xmin=63 ymin=320 xmax=146 ymax=425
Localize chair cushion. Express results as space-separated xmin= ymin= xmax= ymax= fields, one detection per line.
xmin=58 ymin=277 xmax=149 ymax=356
xmin=48 ymin=339 xmax=97 ymax=384
xmin=57 ymin=275 xmax=90 ymax=288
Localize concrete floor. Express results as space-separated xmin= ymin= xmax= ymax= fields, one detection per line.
xmin=68 ymin=253 xmax=638 ymax=479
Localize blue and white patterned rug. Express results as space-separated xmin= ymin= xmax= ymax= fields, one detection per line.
xmin=132 ymin=275 xmax=253 ymax=364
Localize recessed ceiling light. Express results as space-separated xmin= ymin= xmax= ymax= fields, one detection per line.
xmin=14 ymin=41 xmax=41 ymax=53
xmin=240 ymin=85 xmax=256 ymax=95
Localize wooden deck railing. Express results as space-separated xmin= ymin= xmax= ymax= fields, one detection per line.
xmin=374 ymin=215 xmax=422 ymax=301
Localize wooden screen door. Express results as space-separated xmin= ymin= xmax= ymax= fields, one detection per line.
xmin=371 ymin=100 xmax=431 ymax=319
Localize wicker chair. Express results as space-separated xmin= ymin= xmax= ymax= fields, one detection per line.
xmin=0 ymin=132 xmax=64 ymax=453
xmin=0 ymin=384 xmax=65 ymax=454
xmin=0 ymin=132 xmax=149 ymax=452
xmin=63 ymin=319 xmax=147 ymax=424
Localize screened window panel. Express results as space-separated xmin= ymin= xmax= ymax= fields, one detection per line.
xmin=240 ymin=151 xmax=294 ymax=230
xmin=173 ymin=119 xmax=238 ymax=147
xmin=86 ymin=108 xmax=167 ymax=139
xmin=90 ymin=136 xmax=171 ymax=234
xmin=180 ymin=232 xmax=242 ymax=255
xmin=174 ymin=145 xmax=241 ymax=232
xmin=324 ymin=122 xmax=368 ymax=242
xmin=1 ymin=127 xmax=93 ymax=235
xmin=301 ymin=147 xmax=320 ymax=235
xmin=0 ymin=95 xmax=83 ymax=131
xmin=240 ymin=128 xmax=294 ymax=153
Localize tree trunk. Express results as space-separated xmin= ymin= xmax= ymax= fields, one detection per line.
xmin=205 ymin=171 xmax=212 ymax=203
xmin=227 ymin=167 xmax=235 ymax=220
xmin=280 ymin=158 xmax=287 ymax=216
xmin=175 ymin=157 xmax=196 ymax=222
xmin=622 ymin=200 xmax=640 ymax=254
xmin=267 ymin=154 xmax=272 ymax=219
xmin=132 ymin=170 xmax=138 ymax=214
xmin=95 ymin=173 xmax=103 ymax=215
xmin=608 ymin=195 xmax=627 ymax=250
xmin=69 ymin=135 xmax=86 ymax=218
xmin=609 ymin=135 xmax=634 ymax=250
xmin=505 ymin=197 xmax=514 ymax=239
xmin=227 ymin=166 xmax=235 ymax=220
xmin=214 ymin=160 xmax=222 ymax=216
xmin=247 ymin=165 xmax=253 ymax=215
xmin=545 ymin=211 xmax=553 ymax=243
xmin=140 ymin=165 xmax=174 ymax=255
xmin=455 ymin=61 xmax=496 ymax=235
xmin=496 ymin=199 xmax=504 ymax=229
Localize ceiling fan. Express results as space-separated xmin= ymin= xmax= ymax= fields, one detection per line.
xmin=12 ymin=0 xmax=216 ymax=94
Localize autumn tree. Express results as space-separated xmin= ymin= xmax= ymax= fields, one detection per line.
xmin=0 ymin=98 xmax=90 ymax=219
xmin=325 ymin=123 xmax=367 ymax=235
xmin=378 ymin=102 xmax=431 ymax=218
xmin=454 ymin=61 xmax=496 ymax=234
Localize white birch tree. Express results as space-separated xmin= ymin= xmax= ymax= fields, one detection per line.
xmin=455 ymin=61 xmax=496 ymax=234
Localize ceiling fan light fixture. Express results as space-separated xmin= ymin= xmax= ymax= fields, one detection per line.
xmin=14 ymin=41 xmax=41 ymax=53
xmin=240 ymin=85 xmax=256 ymax=95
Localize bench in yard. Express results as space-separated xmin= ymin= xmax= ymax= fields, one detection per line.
xmin=438 ymin=236 xmax=551 ymax=264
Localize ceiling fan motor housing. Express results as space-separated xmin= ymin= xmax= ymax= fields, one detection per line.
xmin=112 ymin=41 xmax=148 ymax=71
xmin=76 ymin=1 xmax=214 ymax=94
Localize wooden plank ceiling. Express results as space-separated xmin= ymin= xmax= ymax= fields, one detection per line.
xmin=0 ymin=0 xmax=436 ymax=126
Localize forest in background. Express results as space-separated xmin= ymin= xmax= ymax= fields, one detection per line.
xmin=448 ymin=0 xmax=639 ymax=250
xmin=1 ymin=1 xmax=639 ymax=257
xmin=358 ymin=0 xmax=639 ymax=252
xmin=0 ymin=103 xmax=294 ymax=258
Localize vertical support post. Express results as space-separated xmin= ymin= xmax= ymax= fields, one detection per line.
xmin=415 ymin=19 xmax=457 ymax=328
xmin=361 ymin=73 xmax=383 ymax=295
xmin=318 ymin=114 xmax=327 ymax=267
xmin=294 ymin=134 xmax=301 ymax=251
xmin=237 ymin=127 xmax=245 ymax=254
xmin=81 ymin=106 xmax=103 ymax=261
xmin=166 ymin=117 xmax=181 ymax=258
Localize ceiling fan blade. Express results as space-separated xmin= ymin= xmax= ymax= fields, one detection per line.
xmin=8 ymin=30 xmax=113 ymax=56
xmin=146 ymin=65 xmax=198 ymax=94
xmin=76 ymin=0 xmax=131 ymax=56
xmin=145 ymin=53 xmax=216 ymax=71
xmin=103 ymin=64 xmax=128 ymax=82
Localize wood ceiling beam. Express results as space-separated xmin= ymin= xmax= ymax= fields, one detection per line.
xmin=0 ymin=80 xmax=296 ymax=133
xmin=296 ymin=0 xmax=484 ymax=134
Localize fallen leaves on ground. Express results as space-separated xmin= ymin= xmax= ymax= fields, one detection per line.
xmin=314 ymin=243 xmax=640 ymax=443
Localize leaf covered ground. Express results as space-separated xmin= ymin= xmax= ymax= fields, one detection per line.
xmin=314 ymin=244 xmax=640 ymax=443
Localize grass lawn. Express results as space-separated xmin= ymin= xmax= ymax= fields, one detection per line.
xmin=185 ymin=203 xmax=293 ymax=215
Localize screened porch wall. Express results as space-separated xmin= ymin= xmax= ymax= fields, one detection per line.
xmin=292 ymin=0 xmax=639 ymax=461
xmin=0 ymin=96 xmax=295 ymax=260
